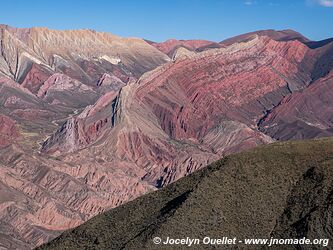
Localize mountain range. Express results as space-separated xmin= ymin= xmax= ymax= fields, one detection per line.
xmin=0 ymin=25 xmax=333 ymax=249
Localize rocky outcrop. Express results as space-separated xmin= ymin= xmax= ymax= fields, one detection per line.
xmin=96 ymin=73 xmax=126 ymax=95
xmin=0 ymin=114 xmax=20 ymax=148
xmin=0 ymin=76 xmax=46 ymax=112
xmin=96 ymin=73 xmax=125 ymax=88
xmin=20 ymin=63 xmax=53 ymax=94
xmin=36 ymin=73 xmax=99 ymax=108
xmin=41 ymin=91 xmax=121 ymax=154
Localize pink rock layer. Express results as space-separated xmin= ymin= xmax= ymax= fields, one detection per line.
xmin=0 ymin=114 xmax=20 ymax=148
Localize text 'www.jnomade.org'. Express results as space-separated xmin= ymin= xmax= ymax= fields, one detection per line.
xmin=152 ymin=236 xmax=329 ymax=247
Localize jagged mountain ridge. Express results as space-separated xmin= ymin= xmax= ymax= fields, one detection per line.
xmin=0 ymin=24 xmax=170 ymax=106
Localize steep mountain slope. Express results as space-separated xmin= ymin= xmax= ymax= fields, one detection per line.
xmin=40 ymin=137 xmax=333 ymax=250
xmin=0 ymin=24 xmax=171 ymax=146
xmin=0 ymin=25 xmax=170 ymax=249
xmin=0 ymin=25 xmax=170 ymax=89
xmin=309 ymin=38 xmax=333 ymax=81
xmin=259 ymin=72 xmax=333 ymax=140
xmin=43 ymin=34 xmax=314 ymax=189
xmin=221 ymin=29 xmax=333 ymax=81
xmin=44 ymin=32 xmax=333 ymax=166
xmin=136 ymin=36 xmax=311 ymax=139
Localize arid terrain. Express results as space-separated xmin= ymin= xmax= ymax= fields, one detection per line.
xmin=40 ymin=137 xmax=333 ymax=250
xmin=0 ymin=25 xmax=333 ymax=249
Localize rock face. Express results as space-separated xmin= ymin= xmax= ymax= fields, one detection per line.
xmin=0 ymin=25 xmax=170 ymax=85
xmin=0 ymin=145 xmax=154 ymax=250
xmin=1 ymin=26 xmax=333 ymax=249
xmin=136 ymin=36 xmax=310 ymax=141
xmin=0 ymin=25 xmax=169 ymax=249
xmin=259 ymin=73 xmax=333 ymax=140
xmin=37 ymin=73 xmax=99 ymax=108
xmin=41 ymin=91 xmax=120 ymax=154
xmin=40 ymin=138 xmax=333 ymax=250
xmin=96 ymin=73 xmax=125 ymax=88
xmin=0 ymin=114 xmax=20 ymax=148
xmin=45 ymin=35 xmax=304 ymax=188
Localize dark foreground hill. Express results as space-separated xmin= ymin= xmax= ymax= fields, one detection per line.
xmin=40 ymin=137 xmax=333 ymax=249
